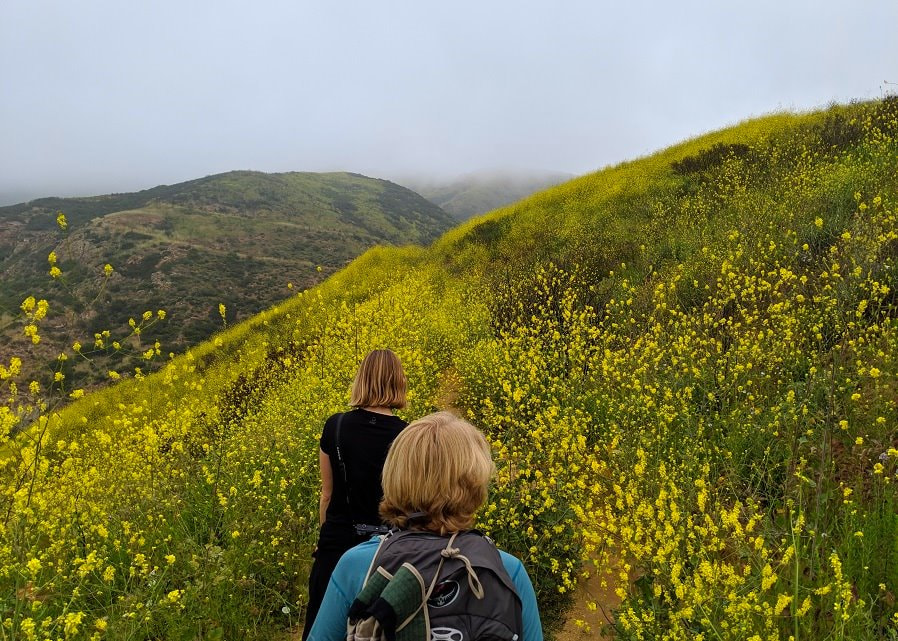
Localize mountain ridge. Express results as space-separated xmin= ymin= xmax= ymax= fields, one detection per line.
xmin=0 ymin=170 xmax=456 ymax=385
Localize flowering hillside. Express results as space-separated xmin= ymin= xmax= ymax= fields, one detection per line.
xmin=2 ymin=98 xmax=897 ymax=640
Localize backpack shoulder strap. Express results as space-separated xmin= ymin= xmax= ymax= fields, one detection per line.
xmin=363 ymin=532 xmax=393 ymax=583
xmin=333 ymin=413 xmax=348 ymax=494
xmin=333 ymin=413 xmax=360 ymax=521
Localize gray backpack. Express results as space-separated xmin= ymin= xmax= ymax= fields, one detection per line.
xmin=347 ymin=530 xmax=523 ymax=641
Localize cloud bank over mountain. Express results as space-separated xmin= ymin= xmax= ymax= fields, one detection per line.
xmin=2 ymin=0 xmax=896 ymax=204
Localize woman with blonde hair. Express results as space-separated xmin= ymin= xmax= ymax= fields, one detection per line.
xmin=306 ymin=412 xmax=543 ymax=641
xmin=302 ymin=349 xmax=409 ymax=641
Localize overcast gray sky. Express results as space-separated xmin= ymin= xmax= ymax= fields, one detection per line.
xmin=1 ymin=0 xmax=896 ymax=204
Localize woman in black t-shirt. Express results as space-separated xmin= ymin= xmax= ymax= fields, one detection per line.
xmin=301 ymin=349 xmax=408 ymax=640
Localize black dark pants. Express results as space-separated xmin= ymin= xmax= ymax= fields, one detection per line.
xmin=301 ymin=523 xmax=363 ymax=640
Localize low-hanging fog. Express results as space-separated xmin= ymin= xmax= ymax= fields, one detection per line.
xmin=1 ymin=0 xmax=896 ymax=205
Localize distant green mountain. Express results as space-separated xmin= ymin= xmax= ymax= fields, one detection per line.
xmin=0 ymin=170 xmax=454 ymax=384
xmin=401 ymin=170 xmax=573 ymax=220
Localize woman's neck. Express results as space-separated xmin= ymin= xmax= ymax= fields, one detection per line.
xmin=361 ymin=406 xmax=393 ymax=416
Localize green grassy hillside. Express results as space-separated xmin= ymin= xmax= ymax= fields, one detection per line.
xmin=403 ymin=170 xmax=573 ymax=220
xmin=0 ymin=171 xmax=455 ymax=386
xmin=2 ymin=99 xmax=897 ymax=640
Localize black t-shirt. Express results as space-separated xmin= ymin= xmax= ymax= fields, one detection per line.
xmin=320 ymin=408 xmax=407 ymax=529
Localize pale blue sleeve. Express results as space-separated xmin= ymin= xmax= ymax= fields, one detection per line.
xmin=307 ymin=541 xmax=378 ymax=641
xmin=500 ymin=551 xmax=544 ymax=641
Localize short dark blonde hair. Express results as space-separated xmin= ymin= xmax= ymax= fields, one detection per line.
xmin=380 ymin=412 xmax=495 ymax=534
xmin=349 ymin=349 xmax=407 ymax=409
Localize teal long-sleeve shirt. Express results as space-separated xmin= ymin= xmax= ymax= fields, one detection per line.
xmin=307 ymin=536 xmax=544 ymax=641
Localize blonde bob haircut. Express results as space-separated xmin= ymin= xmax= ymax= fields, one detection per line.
xmin=380 ymin=412 xmax=495 ymax=534
xmin=349 ymin=349 xmax=407 ymax=409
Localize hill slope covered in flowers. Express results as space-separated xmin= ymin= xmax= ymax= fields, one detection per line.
xmin=2 ymin=98 xmax=897 ymax=640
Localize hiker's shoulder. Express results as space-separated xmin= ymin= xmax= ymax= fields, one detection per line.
xmin=497 ymin=549 xmax=526 ymax=579
xmin=337 ymin=537 xmax=381 ymax=568
xmin=320 ymin=410 xmax=355 ymax=442
xmin=322 ymin=410 xmax=352 ymax=430
xmin=329 ymin=539 xmax=380 ymax=594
